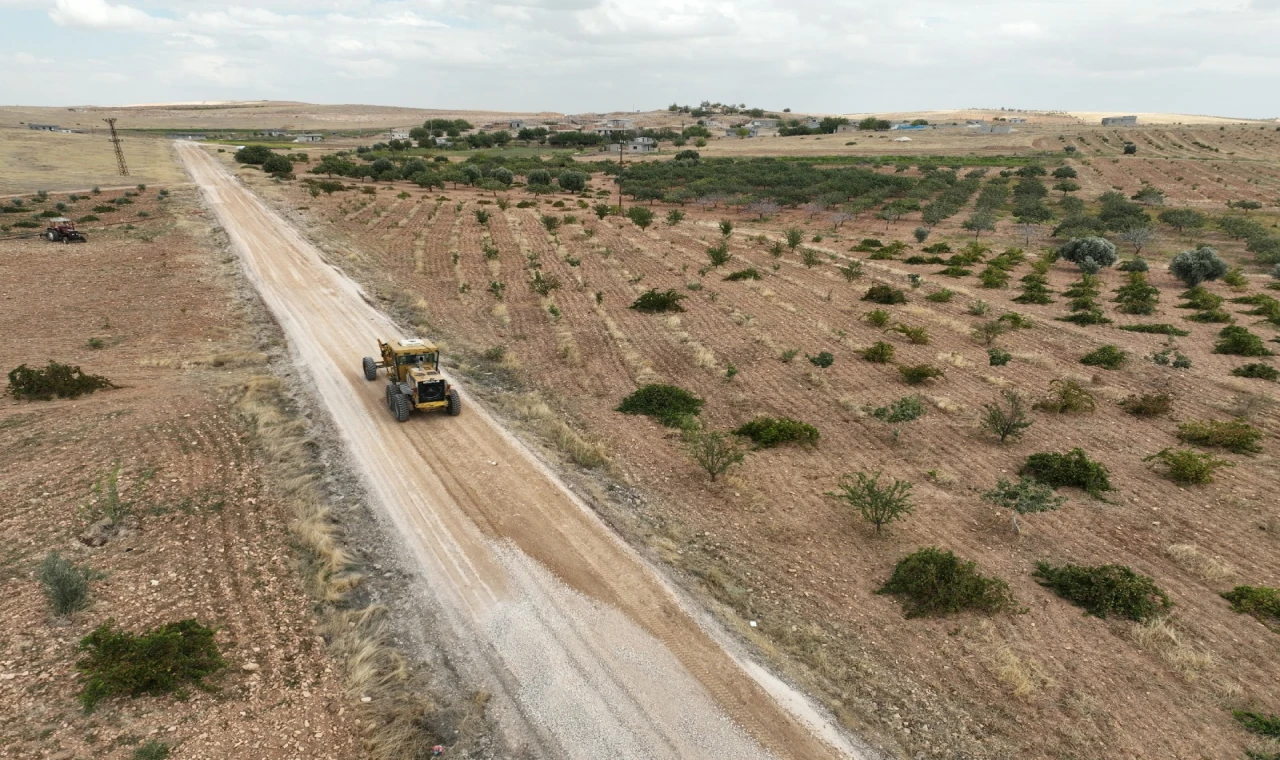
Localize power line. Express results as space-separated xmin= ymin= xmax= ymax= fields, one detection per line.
xmin=103 ymin=118 xmax=129 ymax=176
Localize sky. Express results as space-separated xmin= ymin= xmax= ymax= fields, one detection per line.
xmin=1 ymin=0 xmax=1278 ymax=116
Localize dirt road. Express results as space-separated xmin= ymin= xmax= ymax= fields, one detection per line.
xmin=176 ymin=142 xmax=868 ymax=760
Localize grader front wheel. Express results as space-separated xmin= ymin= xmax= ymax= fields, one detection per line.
xmin=362 ymin=357 xmax=378 ymax=381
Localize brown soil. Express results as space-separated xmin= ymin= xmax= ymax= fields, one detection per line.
xmin=177 ymin=142 xmax=863 ymax=760
xmin=0 ymin=188 xmax=361 ymax=757
xmin=251 ymin=151 xmax=1280 ymax=760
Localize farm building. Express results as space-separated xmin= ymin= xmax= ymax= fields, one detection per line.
xmin=750 ymin=118 xmax=780 ymax=128
xmin=804 ymin=118 xmax=821 ymax=130
xmin=967 ymin=122 xmax=1012 ymax=134
xmin=1007 ymin=117 xmax=1027 ymax=124
xmin=509 ymin=120 xmax=525 ymax=130
xmin=605 ymin=137 xmax=657 ymax=154
xmin=294 ymin=133 xmax=324 ymax=143
xmin=389 ymin=129 xmax=410 ymax=140
xmin=891 ymin=124 xmax=927 ymax=131
xmin=28 ymin=123 xmax=60 ymax=131
xmin=835 ymin=123 xmax=859 ymax=133
xmin=591 ymin=118 xmax=634 ymax=136
xmin=1102 ymin=115 xmax=1138 ymax=126
xmin=262 ymin=130 xmax=288 ymax=137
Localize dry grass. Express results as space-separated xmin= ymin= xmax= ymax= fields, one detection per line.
xmin=937 ymin=351 xmax=973 ymax=369
xmin=1129 ymin=618 xmax=1215 ymax=683
xmin=1165 ymin=544 xmax=1236 ymax=583
xmin=0 ymin=129 xmax=186 ymax=194
xmin=235 ymin=375 xmax=438 ymax=759
xmin=497 ymin=393 xmax=610 ymax=469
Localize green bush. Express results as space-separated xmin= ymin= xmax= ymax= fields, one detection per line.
xmin=1034 ymin=379 xmax=1095 ymax=414
xmin=234 ymin=145 xmax=274 ymax=165
xmin=1176 ymin=419 xmax=1264 ymax=454
xmin=899 ymin=364 xmax=943 ymax=385
xmin=863 ymin=309 xmax=891 ymax=327
xmin=868 ymin=395 xmax=924 ymax=424
xmin=38 ymin=551 xmax=96 ymax=616
xmin=7 ymin=361 xmax=115 ymax=401
xmin=132 ymin=741 xmax=171 ymax=760
xmin=630 ymin=289 xmax=686 ymax=313
xmin=807 ymin=351 xmax=834 ymax=368
xmin=77 ymin=619 xmax=225 ymax=712
xmin=1144 ymin=448 xmax=1233 ymax=484
xmin=877 ymin=547 xmax=1012 ymax=618
xmin=617 ymin=384 xmax=703 ymax=427
xmin=829 ymin=472 xmax=913 ymax=534
xmin=980 ymin=390 xmax=1032 ymax=443
xmin=1213 ymin=326 xmax=1273 ymax=357
xmin=892 ymin=324 xmax=929 ymax=344
xmin=1221 ymin=585 xmax=1280 ymax=624
xmin=862 ymin=342 xmax=895 ymax=363
xmin=733 ymin=416 xmax=819 ymax=448
xmin=1178 ymin=286 xmax=1224 ymax=311
xmin=924 ymin=288 xmax=954 ymax=303
xmin=684 ymin=429 xmax=746 ymax=482
xmin=723 ymin=268 xmax=761 ymax=281
xmin=1120 ymin=393 xmax=1172 ymax=417
xmin=1118 ymin=323 xmax=1190 ymax=337
xmin=1232 ymin=363 xmax=1279 ymax=381
xmin=1021 ymin=448 xmax=1113 ymax=497
xmin=1233 ymin=711 xmax=1280 ymax=739
xmin=1080 ymin=344 xmax=1127 ymax=369
xmin=706 ymin=240 xmax=732 ymax=267
xmin=1033 ymin=562 xmax=1170 ymax=621
xmin=983 ymin=477 xmax=1065 ymax=533
xmin=862 ymin=284 xmax=907 ymax=304
xmin=998 ymin=311 xmax=1034 ymax=329
xmin=12 ymin=220 xmax=40 ymax=228
xmin=988 ymin=348 xmax=1012 ymax=366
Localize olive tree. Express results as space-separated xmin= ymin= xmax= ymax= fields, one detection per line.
xmin=1169 ymin=245 xmax=1228 ymax=287
xmin=557 ymin=171 xmax=587 ymax=193
xmin=1059 ymin=236 xmax=1118 ymax=271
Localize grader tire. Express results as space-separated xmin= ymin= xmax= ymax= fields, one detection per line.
xmin=362 ymin=356 xmax=378 ymax=381
xmin=385 ymin=384 xmax=397 ymax=409
xmin=446 ymin=389 xmax=461 ymax=416
xmin=394 ymin=393 xmax=412 ymax=423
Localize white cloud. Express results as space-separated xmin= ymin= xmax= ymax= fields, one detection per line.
xmin=49 ymin=0 xmax=167 ymax=30
xmin=997 ymin=20 xmax=1042 ymax=37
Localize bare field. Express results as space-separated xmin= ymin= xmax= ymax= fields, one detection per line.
xmin=0 ymin=187 xmax=361 ymax=757
xmin=248 ymin=148 xmax=1280 ymax=760
xmin=0 ymin=128 xmax=186 ymax=194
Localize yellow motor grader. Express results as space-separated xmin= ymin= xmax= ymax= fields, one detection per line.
xmin=362 ymin=338 xmax=461 ymax=422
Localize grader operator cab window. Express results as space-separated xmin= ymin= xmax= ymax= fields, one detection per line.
xmin=399 ymin=353 xmax=438 ymax=370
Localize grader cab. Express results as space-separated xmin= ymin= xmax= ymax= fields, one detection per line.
xmin=362 ymin=338 xmax=461 ymax=422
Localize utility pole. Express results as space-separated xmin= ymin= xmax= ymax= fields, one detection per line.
xmin=616 ymin=134 xmax=624 ymax=212
xmin=103 ymin=118 xmax=128 ymax=176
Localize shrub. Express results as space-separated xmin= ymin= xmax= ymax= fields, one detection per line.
xmin=808 ymin=351 xmax=835 ymax=368
xmin=1233 ymin=363 xmax=1279 ymax=381
xmin=7 ymin=361 xmax=115 ymax=401
xmin=617 ymin=384 xmax=703 ymax=427
xmin=1120 ymin=393 xmax=1172 ymax=417
xmin=1034 ymin=379 xmax=1095 ymax=414
xmin=1013 ymin=273 xmax=1054 ymax=304
xmin=862 ymin=284 xmax=907 ymax=304
xmin=838 ymin=261 xmax=863 ymax=281
xmin=1113 ymin=271 xmax=1159 ymax=315
xmin=892 ymin=324 xmax=929 ymax=345
xmin=1118 ymin=323 xmax=1190 ymax=337
xmin=734 ymin=416 xmax=819 ymax=448
xmin=800 ymin=248 xmax=822 ymax=268
xmin=706 ymin=241 xmax=732 ymax=267
xmin=234 ymin=144 xmax=273 ymax=165
xmin=718 ymin=219 xmax=733 ymax=236
xmin=77 ymin=619 xmax=225 ymax=712
xmin=780 ymin=348 xmax=799 ymax=363
xmin=978 ymin=266 xmax=1010 ymax=288
xmin=1080 ymin=344 xmax=1127 ymax=369
xmin=972 ymin=320 xmax=1008 ymax=346
xmin=864 ymin=309 xmax=891 ymax=327
xmin=1033 ymin=562 xmax=1170 ymax=621
xmin=925 ymin=288 xmax=954 ymax=303
xmin=1233 ymin=711 xmax=1280 ymax=739
xmin=261 ymin=154 xmax=292 ymax=176
xmin=38 ymin=552 xmax=95 ymax=616
xmin=828 ymin=472 xmax=913 ymax=535
xmin=1144 ymin=448 xmax=1233 ymax=484
xmin=1117 ymin=257 xmax=1149 ymax=272
xmin=1213 ymin=326 xmax=1273 ymax=357
xmin=1221 ymin=585 xmax=1280 ymax=624
xmin=868 ymin=395 xmax=925 ymax=424
xmin=899 ymin=364 xmax=944 ymax=385
xmin=988 ymin=348 xmax=1012 ymax=366
xmin=1178 ymin=286 xmax=1224 ymax=311
xmin=77 ymin=215 xmax=100 ymax=223
xmin=1169 ymin=245 xmax=1228 ymax=287
xmin=626 ymin=206 xmax=655 ymax=229
xmin=937 ymin=266 xmax=972 ymax=277
xmin=980 ymin=390 xmax=1032 ymax=443
xmin=1021 ymin=448 xmax=1113 ymax=497
xmin=983 ymin=478 xmax=1065 ymax=533
xmin=876 ymin=547 xmax=1012 ymax=618
xmin=967 ymin=299 xmax=991 ymax=316
xmin=1176 ymin=419 xmax=1264 ymax=454
xmin=630 ymin=289 xmax=686 ymax=313
xmin=724 ymin=268 xmax=761 ymax=281
xmin=529 ymin=270 xmax=561 ymax=296
xmin=132 ymin=741 xmax=171 ymax=760
xmin=683 ymin=429 xmax=746 ymax=482
xmin=862 ymin=342 xmax=895 ymax=363
xmin=1059 ymin=236 xmax=1118 ymax=270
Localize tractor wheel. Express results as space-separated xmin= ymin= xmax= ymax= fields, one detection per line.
xmin=393 ymin=393 xmax=412 ymax=423
xmin=446 ymin=389 xmax=461 ymax=416
xmin=362 ymin=357 xmax=378 ymax=381
xmin=46 ymin=231 xmax=57 ymax=242
xmin=385 ymin=383 xmax=397 ymax=410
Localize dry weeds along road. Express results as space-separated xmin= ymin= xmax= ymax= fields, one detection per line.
xmin=176 ymin=141 xmax=869 ymax=760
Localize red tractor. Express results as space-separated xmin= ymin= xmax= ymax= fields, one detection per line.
xmin=44 ymin=217 xmax=86 ymax=243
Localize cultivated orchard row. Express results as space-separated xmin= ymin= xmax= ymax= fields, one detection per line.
xmin=280 ymin=162 xmax=1280 ymax=760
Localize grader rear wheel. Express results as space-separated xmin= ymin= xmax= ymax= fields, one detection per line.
xmin=393 ymin=393 xmax=412 ymax=423
xmin=446 ymin=389 xmax=461 ymax=416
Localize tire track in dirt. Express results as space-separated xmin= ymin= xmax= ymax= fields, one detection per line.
xmin=177 ymin=142 xmax=866 ymax=760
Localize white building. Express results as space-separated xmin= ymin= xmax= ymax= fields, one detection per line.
xmin=389 ymin=129 xmax=411 ymax=140
xmin=294 ymin=133 xmax=324 ymax=143
xmin=605 ymin=136 xmax=657 ymax=153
